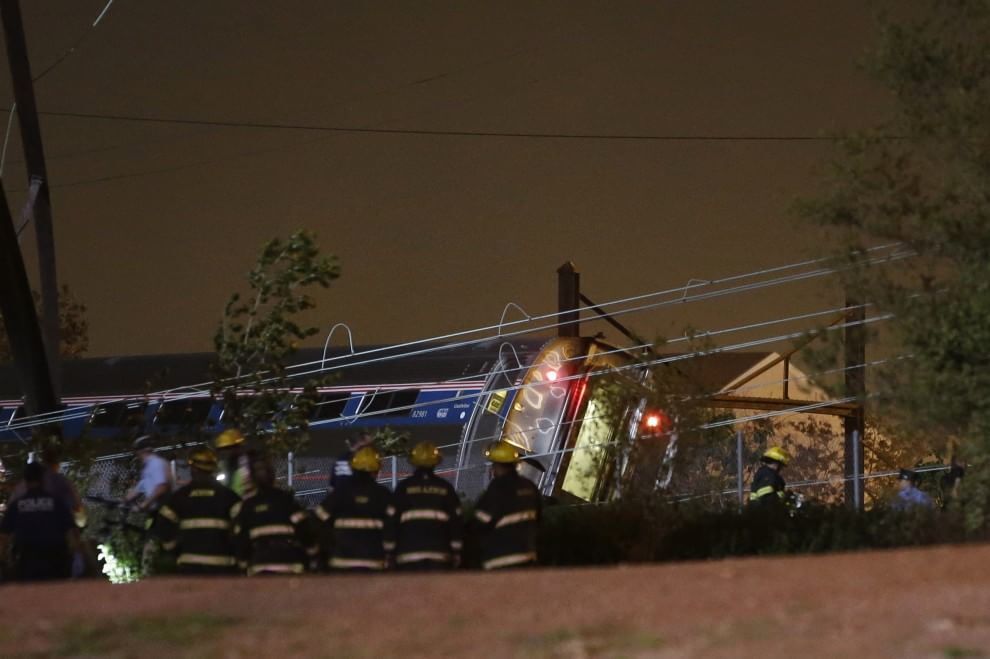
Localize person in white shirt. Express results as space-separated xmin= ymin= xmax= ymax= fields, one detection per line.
xmin=125 ymin=436 xmax=173 ymax=513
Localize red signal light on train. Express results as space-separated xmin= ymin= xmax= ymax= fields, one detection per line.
xmin=642 ymin=410 xmax=671 ymax=434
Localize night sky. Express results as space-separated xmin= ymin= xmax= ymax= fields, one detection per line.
xmin=2 ymin=1 xmax=889 ymax=358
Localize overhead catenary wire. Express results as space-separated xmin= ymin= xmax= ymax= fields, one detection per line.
xmin=144 ymin=244 xmax=908 ymax=406
xmin=0 ymin=296 xmax=881 ymax=432
xmin=4 ymin=304 xmax=891 ymax=435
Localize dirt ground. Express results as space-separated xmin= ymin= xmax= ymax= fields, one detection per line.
xmin=0 ymin=544 xmax=988 ymax=658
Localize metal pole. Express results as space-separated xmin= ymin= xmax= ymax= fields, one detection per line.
xmin=287 ymin=451 xmax=294 ymax=488
xmin=843 ymin=296 xmax=866 ymax=508
xmin=852 ymin=429 xmax=862 ymax=510
xmin=0 ymin=180 xmax=57 ymax=419
xmin=391 ymin=455 xmax=398 ymax=491
xmin=2 ymin=0 xmax=60 ymax=393
xmin=736 ymin=429 xmax=745 ymax=509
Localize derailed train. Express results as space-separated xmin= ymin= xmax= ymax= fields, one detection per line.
xmin=0 ymin=336 xmax=661 ymax=501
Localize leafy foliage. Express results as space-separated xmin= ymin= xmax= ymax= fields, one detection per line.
xmin=797 ymin=0 xmax=990 ymax=528
xmin=0 ymin=283 xmax=88 ymax=362
xmin=212 ymin=231 xmax=340 ymax=454
xmin=537 ymin=498 xmax=977 ymax=566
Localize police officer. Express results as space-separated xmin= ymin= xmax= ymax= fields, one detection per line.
xmin=329 ymin=431 xmax=374 ymax=492
xmin=473 ymin=441 xmax=541 ymax=570
xmin=315 ymin=446 xmax=394 ymax=571
xmin=235 ymin=455 xmax=318 ymax=575
xmin=156 ymin=449 xmax=241 ymax=575
xmin=215 ymin=429 xmax=253 ymax=498
xmin=749 ymin=446 xmax=790 ymax=507
xmin=892 ymin=468 xmax=934 ymax=511
xmin=0 ymin=462 xmax=80 ymax=581
xmin=392 ymin=441 xmax=463 ymax=570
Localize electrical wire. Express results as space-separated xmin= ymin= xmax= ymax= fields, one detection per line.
xmin=151 ymin=244 xmax=907 ymax=403
xmin=0 ymin=0 xmax=118 ymax=176
xmin=12 ymin=107 xmax=846 ymax=142
xmin=4 ymin=305 xmax=890 ymax=434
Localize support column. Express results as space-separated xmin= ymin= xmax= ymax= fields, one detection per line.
xmin=557 ymin=262 xmax=580 ymax=337
xmin=843 ymin=299 xmax=866 ymax=508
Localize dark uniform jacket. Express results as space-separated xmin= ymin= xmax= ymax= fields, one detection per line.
xmin=473 ymin=471 xmax=541 ymax=570
xmin=0 ymin=487 xmax=75 ymax=581
xmin=392 ymin=467 xmax=463 ymax=568
xmin=749 ymin=465 xmax=787 ymax=506
xmin=315 ymin=472 xmax=394 ymax=571
xmin=235 ymin=486 xmax=317 ymax=575
xmin=156 ymin=480 xmax=241 ymax=574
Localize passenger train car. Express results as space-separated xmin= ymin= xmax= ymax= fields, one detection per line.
xmin=0 ymin=336 xmax=646 ymax=501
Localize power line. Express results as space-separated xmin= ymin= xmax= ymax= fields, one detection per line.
xmin=154 ymin=244 xmax=908 ymax=402
xmin=11 ymin=107 xmax=841 ymax=142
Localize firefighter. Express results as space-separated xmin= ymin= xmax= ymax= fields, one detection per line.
xmin=215 ymin=429 xmax=253 ymax=498
xmin=235 ymin=455 xmax=318 ymax=575
xmin=473 ymin=441 xmax=541 ymax=570
xmin=314 ymin=446 xmax=394 ymax=571
xmin=392 ymin=441 xmax=463 ymax=570
xmin=155 ymin=449 xmax=241 ymax=575
xmin=749 ymin=446 xmax=790 ymax=507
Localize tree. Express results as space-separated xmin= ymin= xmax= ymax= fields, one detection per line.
xmin=0 ymin=283 xmax=88 ymax=361
xmin=211 ymin=231 xmax=340 ymax=455
xmin=798 ymin=0 xmax=990 ymax=527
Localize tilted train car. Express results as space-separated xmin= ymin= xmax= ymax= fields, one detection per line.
xmin=0 ymin=335 xmax=647 ymax=501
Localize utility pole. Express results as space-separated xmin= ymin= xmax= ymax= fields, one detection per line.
xmin=0 ymin=179 xmax=57 ymax=417
xmin=2 ymin=0 xmax=60 ymax=394
xmin=844 ymin=298 xmax=866 ymax=509
xmin=557 ymin=262 xmax=580 ymax=337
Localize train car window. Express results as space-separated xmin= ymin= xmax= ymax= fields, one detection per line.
xmin=363 ymin=389 xmax=420 ymax=417
xmin=90 ymin=401 xmax=147 ymax=428
xmin=311 ymin=393 xmax=351 ymax=421
xmin=154 ymin=398 xmax=214 ymax=427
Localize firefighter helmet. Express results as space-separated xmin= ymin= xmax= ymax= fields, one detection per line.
xmin=485 ymin=441 xmax=520 ymax=464
xmin=189 ymin=448 xmax=218 ymax=473
xmin=215 ymin=429 xmax=245 ymax=449
xmin=409 ymin=441 xmax=441 ymax=468
xmin=762 ymin=446 xmax=790 ymax=465
xmin=351 ymin=446 xmax=382 ymax=473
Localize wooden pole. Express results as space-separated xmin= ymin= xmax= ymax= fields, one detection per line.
xmin=557 ymin=262 xmax=580 ymax=337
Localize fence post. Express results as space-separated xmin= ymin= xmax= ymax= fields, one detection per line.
xmin=287 ymin=451 xmax=294 ymax=489
xmin=852 ymin=429 xmax=862 ymax=511
xmin=736 ymin=429 xmax=745 ymax=510
xmin=391 ymin=455 xmax=398 ymax=491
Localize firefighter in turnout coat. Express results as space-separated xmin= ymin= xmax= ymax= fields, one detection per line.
xmin=749 ymin=446 xmax=790 ymax=508
xmin=156 ymin=449 xmax=241 ymax=574
xmin=315 ymin=446 xmax=395 ymax=571
xmin=235 ymin=456 xmax=318 ymax=575
xmin=392 ymin=441 xmax=463 ymax=570
xmin=473 ymin=441 xmax=541 ymax=570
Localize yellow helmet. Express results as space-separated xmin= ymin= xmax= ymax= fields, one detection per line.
xmin=351 ymin=446 xmax=382 ymax=473
xmin=189 ymin=448 xmax=218 ymax=473
xmin=485 ymin=441 xmax=520 ymax=464
xmin=762 ymin=446 xmax=790 ymax=466
xmin=409 ymin=441 xmax=441 ymax=468
xmin=215 ymin=429 xmax=245 ymax=449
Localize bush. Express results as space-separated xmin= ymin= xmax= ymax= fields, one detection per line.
xmin=537 ymin=498 xmax=978 ymax=566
